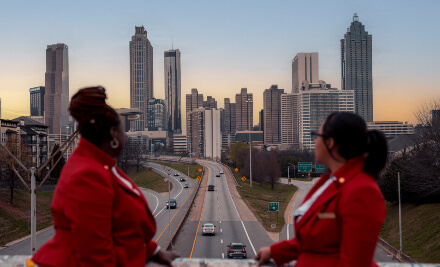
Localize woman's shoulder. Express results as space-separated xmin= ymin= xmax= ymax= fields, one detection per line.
xmin=60 ymin=153 xmax=114 ymax=187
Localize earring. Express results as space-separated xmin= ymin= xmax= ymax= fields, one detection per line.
xmin=110 ymin=139 xmax=119 ymax=149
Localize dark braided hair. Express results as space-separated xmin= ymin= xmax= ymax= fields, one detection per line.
xmin=69 ymin=86 xmax=120 ymax=148
xmin=322 ymin=112 xmax=388 ymax=178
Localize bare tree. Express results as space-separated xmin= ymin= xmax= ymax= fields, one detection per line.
xmin=266 ymin=150 xmax=281 ymax=190
xmin=0 ymin=134 xmax=32 ymax=205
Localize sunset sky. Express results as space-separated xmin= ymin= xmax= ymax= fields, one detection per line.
xmin=1 ymin=0 xmax=439 ymax=130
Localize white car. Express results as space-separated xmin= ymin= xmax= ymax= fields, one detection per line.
xmin=219 ymin=170 xmax=224 ymax=174
xmin=202 ymin=223 xmax=216 ymax=235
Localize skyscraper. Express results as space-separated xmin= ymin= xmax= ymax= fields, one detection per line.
xmin=341 ymin=13 xmax=373 ymax=122
xmin=299 ymin=82 xmax=354 ymax=150
xmin=235 ymin=88 xmax=253 ymax=131
xmin=263 ymin=85 xmax=284 ymax=144
xmin=281 ymin=93 xmax=301 ymax=147
xmin=130 ymin=26 xmax=153 ymax=131
xmin=147 ymin=98 xmax=167 ymax=131
xmin=164 ymin=49 xmax=181 ymax=133
xmin=30 ymin=86 xmax=45 ymax=117
xmin=186 ymin=88 xmax=203 ymax=115
xmin=292 ymin=52 xmax=319 ymax=93
xmin=204 ymin=96 xmax=217 ymax=109
xmin=45 ymin=43 xmax=69 ymax=135
xmin=187 ymin=107 xmax=221 ymax=159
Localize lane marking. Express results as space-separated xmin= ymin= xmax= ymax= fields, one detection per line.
xmin=221 ymin=239 xmax=223 ymax=244
xmin=222 ymin=253 xmax=224 ymax=259
xmin=154 ymin=180 xmax=195 ymax=243
xmin=217 ymin=161 xmax=257 ymax=256
xmin=189 ymin=169 xmax=210 ymax=258
xmin=220 ymin=229 xmax=222 ymax=233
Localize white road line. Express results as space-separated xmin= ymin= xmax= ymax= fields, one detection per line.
xmin=220 ymin=229 xmax=222 ymax=233
xmin=204 ymin=161 xmax=257 ymax=256
xmin=221 ymin=239 xmax=223 ymax=243
xmin=222 ymin=253 xmax=224 ymax=258
xmin=140 ymin=189 xmax=159 ymax=215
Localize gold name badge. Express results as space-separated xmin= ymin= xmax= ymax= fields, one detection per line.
xmin=317 ymin=212 xmax=336 ymax=219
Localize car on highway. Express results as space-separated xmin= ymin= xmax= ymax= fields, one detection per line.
xmin=174 ymin=172 xmax=179 ymax=176
xmin=227 ymin=243 xmax=247 ymax=259
xmin=207 ymin=185 xmax=215 ymax=191
xmin=215 ymin=173 xmax=220 ymax=177
xmin=202 ymin=223 xmax=216 ymax=235
xmin=166 ymin=199 xmax=177 ymax=209
xmin=184 ymin=183 xmax=189 ymax=188
xmin=180 ymin=177 xmax=186 ymax=182
xmin=219 ymin=170 xmax=224 ymax=174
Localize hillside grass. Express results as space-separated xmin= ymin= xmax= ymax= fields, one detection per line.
xmin=0 ymin=189 xmax=54 ymax=246
xmin=380 ymin=202 xmax=440 ymax=263
xmin=233 ymin=171 xmax=297 ymax=232
xmin=127 ymin=166 xmax=169 ymax=193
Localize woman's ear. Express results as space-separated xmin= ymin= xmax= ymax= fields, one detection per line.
xmin=110 ymin=126 xmax=117 ymax=141
xmin=325 ymin=137 xmax=335 ymax=151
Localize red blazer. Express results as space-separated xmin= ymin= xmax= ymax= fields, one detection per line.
xmin=271 ymin=156 xmax=386 ymax=267
xmin=33 ymin=138 xmax=157 ymax=267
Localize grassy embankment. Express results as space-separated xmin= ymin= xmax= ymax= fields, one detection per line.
xmin=232 ymin=171 xmax=297 ymax=232
xmin=0 ymin=163 xmax=195 ymax=247
xmin=380 ymin=202 xmax=440 ymax=263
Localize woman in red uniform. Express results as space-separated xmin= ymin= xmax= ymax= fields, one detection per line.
xmin=255 ymin=112 xmax=388 ymax=267
xmin=33 ymin=87 xmax=178 ymax=267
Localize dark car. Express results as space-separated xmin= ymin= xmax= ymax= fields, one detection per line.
xmin=215 ymin=173 xmax=220 ymax=177
xmin=227 ymin=243 xmax=247 ymax=258
xmin=166 ymin=199 xmax=177 ymax=209
xmin=207 ymin=185 xmax=215 ymax=191
xmin=180 ymin=177 xmax=186 ymax=182
xmin=174 ymin=172 xmax=179 ymax=176
xmin=184 ymin=183 xmax=189 ymax=188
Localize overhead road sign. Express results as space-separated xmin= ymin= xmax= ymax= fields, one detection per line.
xmin=298 ymin=162 xmax=312 ymax=172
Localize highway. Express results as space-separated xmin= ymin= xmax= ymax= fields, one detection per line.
xmin=173 ymin=160 xmax=273 ymax=259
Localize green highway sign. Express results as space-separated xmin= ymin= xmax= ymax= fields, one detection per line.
xmin=315 ymin=164 xmax=326 ymax=172
xmin=298 ymin=162 xmax=312 ymax=172
xmin=268 ymin=202 xmax=279 ymax=212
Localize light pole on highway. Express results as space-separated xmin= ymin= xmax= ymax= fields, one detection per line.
xmin=247 ymin=98 xmax=253 ymax=188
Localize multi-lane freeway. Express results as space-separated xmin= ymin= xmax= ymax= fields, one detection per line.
xmin=0 ymin=158 xmax=396 ymax=263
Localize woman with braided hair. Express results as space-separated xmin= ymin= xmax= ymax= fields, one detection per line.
xmin=255 ymin=112 xmax=388 ymax=267
xmin=33 ymin=86 xmax=179 ymax=267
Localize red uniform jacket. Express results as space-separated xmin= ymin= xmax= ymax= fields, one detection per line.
xmin=271 ymin=156 xmax=386 ymax=267
xmin=33 ymin=138 xmax=157 ymax=267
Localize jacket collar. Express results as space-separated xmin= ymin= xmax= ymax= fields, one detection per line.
xmin=295 ymin=156 xmax=366 ymax=229
xmin=75 ymin=138 xmax=146 ymax=200
xmin=74 ymin=137 xmax=116 ymax=168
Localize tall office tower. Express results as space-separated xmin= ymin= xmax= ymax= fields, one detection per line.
xmin=187 ymin=107 xmax=221 ymax=159
xmin=129 ymin=26 xmax=154 ymax=131
xmin=147 ymin=98 xmax=167 ymax=131
xmin=186 ymin=88 xmax=204 ymax=114
xmin=204 ymin=96 xmax=217 ymax=108
xmin=263 ymin=85 xmax=284 ymax=144
xmin=0 ymin=98 xmax=2 ymax=119
xmin=259 ymin=109 xmax=264 ymax=131
xmin=281 ymin=93 xmax=301 ymax=148
xmin=341 ymin=13 xmax=373 ymax=122
xmin=235 ymin=88 xmax=253 ymax=131
xmin=45 ymin=43 xmax=69 ymax=134
xmin=299 ymin=81 xmax=354 ymax=150
xmin=222 ymin=98 xmax=236 ymax=148
xmin=164 ymin=49 xmax=181 ymax=133
xmin=30 ymin=86 xmax=45 ymax=116
xmin=292 ymin=52 xmax=319 ymax=93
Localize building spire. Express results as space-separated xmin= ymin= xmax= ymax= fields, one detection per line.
xmin=353 ymin=13 xmax=359 ymax=22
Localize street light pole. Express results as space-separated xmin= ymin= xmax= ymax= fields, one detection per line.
xmin=247 ymin=98 xmax=253 ymax=188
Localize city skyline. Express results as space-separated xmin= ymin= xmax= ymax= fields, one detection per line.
xmin=1 ymin=1 xmax=439 ymax=127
